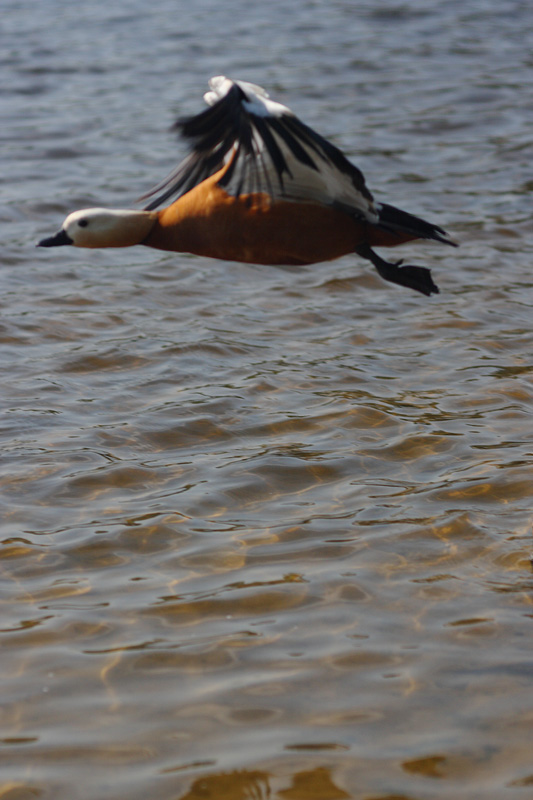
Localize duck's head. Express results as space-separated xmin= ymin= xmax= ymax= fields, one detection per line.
xmin=38 ymin=208 xmax=155 ymax=249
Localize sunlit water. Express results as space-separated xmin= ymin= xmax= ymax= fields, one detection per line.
xmin=2 ymin=1 xmax=533 ymax=798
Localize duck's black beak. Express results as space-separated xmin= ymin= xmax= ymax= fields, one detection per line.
xmin=37 ymin=229 xmax=73 ymax=247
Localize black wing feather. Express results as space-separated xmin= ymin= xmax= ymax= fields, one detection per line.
xmin=141 ymin=80 xmax=375 ymax=216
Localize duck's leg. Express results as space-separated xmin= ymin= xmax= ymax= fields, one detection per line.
xmin=355 ymin=243 xmax=439 ymax=297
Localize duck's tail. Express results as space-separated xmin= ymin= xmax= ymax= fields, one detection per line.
xmin=377 ymin=202 xmax=458 ymax=247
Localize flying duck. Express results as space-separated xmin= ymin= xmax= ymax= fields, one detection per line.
xmin=38 ymin=76 xmax=456 ymax=296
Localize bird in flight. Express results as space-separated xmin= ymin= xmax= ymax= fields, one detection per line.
xmin=39 ymin=76 xmax=456 ymax=296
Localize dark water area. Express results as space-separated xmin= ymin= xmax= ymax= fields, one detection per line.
xmin=2 ymin=1 xmax=533 ymax=798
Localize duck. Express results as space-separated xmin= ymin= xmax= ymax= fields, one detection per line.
xmin=38 ymin=76 xmax=456 ymax=296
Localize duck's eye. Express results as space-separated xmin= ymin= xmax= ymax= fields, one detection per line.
xmin=78 ymin=219 xmax=89 ymax=228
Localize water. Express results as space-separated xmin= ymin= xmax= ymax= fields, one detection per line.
xmin=2 ymin=0 xmax=533 ymax=798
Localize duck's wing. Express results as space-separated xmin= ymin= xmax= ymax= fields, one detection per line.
xmin=141 ymin=76 xmax=378 ymax=222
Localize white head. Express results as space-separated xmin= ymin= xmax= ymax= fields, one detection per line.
xmin=38 ymin=208 xmax=155 ymax=249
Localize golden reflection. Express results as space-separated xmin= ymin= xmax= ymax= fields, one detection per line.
xmin=176 ymin=766 xmax=350 ymax=800
xmin=402 ymin=755 xmax=446 ymax=778
xmin=510 ymin=773 xmax=533 ymax=787
xmin=0 ymin=540 xmax=36 ymax=561
xmin=0 ymin=785 xmax=42 ymax=800
xmin=278 ymin=766 xmax=350 ymax=799
xmin=178 ymin=769 xmax=270 ymax=800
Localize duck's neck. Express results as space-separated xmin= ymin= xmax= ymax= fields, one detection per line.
xmin=104 ymin=209 xmax=158 ymax=247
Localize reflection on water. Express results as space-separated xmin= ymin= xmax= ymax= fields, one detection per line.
xmin=3 ymin=0 xmax=533 ymax=798
xmin=176 ymin=766 xmax=349 ymax=800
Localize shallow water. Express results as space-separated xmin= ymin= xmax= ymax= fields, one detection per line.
xmin=2 ymin=1 xmax=533 ymax=798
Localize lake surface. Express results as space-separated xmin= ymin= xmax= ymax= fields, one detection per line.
xmin=2 ymin=1 xmax=533 ymax=798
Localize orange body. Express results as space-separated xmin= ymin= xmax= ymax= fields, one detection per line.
xmin=142 ymin=170 xmax=413 ymax=266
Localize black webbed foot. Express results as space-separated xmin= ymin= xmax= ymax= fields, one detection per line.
xmin=355 ymin=244 xmax=439 ymax=297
